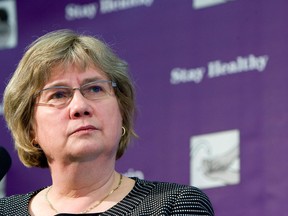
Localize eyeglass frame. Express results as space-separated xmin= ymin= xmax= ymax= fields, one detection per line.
xmin=34 ymin=80 xmax=117 ymax=108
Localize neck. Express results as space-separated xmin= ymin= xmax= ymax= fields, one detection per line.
xmin=45 ymin=174 xmax=122 ymax=214
xmin=48 ymin=157 xmax=116 ymax=196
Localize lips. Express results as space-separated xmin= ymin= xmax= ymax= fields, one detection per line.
xmin=70 ymin=125 xmax=97 ymax=135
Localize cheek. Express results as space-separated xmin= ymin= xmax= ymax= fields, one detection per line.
xmin=33 ymin=109 xmax=64 ymax=142
xmin=101 ymin=102 xmax=123 ymax=135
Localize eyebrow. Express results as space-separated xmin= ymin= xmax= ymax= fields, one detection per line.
xmin=43 ymin=77 xmax=108 ymax=89
xmin=82 ymin=77 xmax=105 ymax=84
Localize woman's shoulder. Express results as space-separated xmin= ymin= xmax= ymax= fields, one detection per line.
xmin=131 ymin=177 xmax=214 ymax=215
xmin=0 ymin=189 xmax=42 ymax=215
xmin=133 ymin=177 xmax=208 ymax=195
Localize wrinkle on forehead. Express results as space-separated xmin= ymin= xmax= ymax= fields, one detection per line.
xmin=49 ymin=61 xmax=104 ymax=78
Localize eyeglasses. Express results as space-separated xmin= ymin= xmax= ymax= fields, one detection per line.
xmin=35 ymin=80 xmax=117 ymax=108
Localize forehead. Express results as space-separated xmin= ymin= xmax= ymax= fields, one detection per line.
xmin=47 ymin=63 xmax=108 ymax=84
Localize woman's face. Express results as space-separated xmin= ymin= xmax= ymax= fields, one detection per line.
xmin=33 ymin=64 xmax=123 ymax=165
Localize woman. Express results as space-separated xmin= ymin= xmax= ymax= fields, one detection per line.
xmin=0 ymin=29 xmax=214 ymax=215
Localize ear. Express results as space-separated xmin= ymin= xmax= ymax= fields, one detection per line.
xmin=30 ymin=125 xmax=38 ymax=144
xmin=32 ymin=137 xmax=39 ymax=145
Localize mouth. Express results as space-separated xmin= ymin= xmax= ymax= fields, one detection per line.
xmin=71 ymin=125 xmax=97 ymax=135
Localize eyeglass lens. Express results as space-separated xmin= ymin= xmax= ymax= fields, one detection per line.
xmin=37 ymin=80 xmax=115 ymax=107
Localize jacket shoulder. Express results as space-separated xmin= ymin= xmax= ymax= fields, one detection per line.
xmin=0 ymin=191 xmax=38 ymax=215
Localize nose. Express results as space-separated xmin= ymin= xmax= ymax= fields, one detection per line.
xmin=68 ymin=90 xmax=92 ymax=119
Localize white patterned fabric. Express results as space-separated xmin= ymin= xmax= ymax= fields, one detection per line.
xmin=0 ymin=177 xmax=214 ymax=215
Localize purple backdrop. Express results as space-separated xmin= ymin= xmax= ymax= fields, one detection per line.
xmin=1 ymin=0 xmax=288 ymax=215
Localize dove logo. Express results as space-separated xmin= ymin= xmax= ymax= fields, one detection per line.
xmin=193 ymin=0 xmax=235 ymax=9
xmin=190 ymin=129 xmax=240 ymax=189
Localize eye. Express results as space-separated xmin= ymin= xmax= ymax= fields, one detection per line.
xmin=46 ymin=88 xmax=70 ymax=101
xmin=86 ymin=84 xmax=104 ymax=93
xmin=81 ymin=81 xmax=110 ymax=99
xmin=52 ymin=90 xmax=69 ymax=99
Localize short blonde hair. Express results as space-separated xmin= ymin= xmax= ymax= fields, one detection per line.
xmin=3 ymin=29 xmax=137 ymax=168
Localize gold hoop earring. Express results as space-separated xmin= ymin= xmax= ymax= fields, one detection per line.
xmin=121 ymin=126 xmax=126 ymax=136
